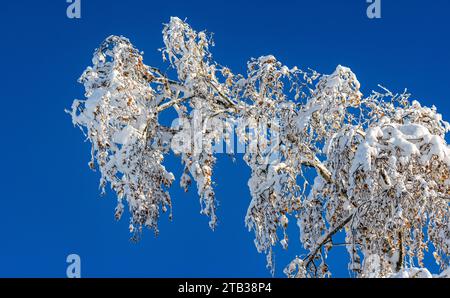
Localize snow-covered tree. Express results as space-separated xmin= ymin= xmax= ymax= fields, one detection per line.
xmin=68 ymin=17 xmax=450 ymax=277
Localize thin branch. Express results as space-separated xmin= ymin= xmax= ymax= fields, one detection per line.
xmin=304 ymin=213 xmax=354 ymax=271
xmin=396 ymin=231 xmax=404 ymax=272
xmin=202 ymin=77 xmax=237 ymax=109
xmin=156 ymin=96 xmax=192 ymax=112
xmin=301 ymin=158 xmax=332 ymax=184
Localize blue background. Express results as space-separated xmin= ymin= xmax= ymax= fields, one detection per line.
xmin=0 ymin=0 xmax=448 ymax=277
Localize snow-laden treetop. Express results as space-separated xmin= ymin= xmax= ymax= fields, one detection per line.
xmin=68 ymin=17 xmax=450 ymax=278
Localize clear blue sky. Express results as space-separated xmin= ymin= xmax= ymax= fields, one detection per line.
xmin=0 ymin=0 xmax=449 ymax=277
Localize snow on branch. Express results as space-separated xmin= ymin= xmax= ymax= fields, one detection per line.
xmin=68 ymin=17 xmax=450 ymax=277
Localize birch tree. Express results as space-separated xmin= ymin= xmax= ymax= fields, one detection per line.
xmin=68 ymin=17 xmax=450 ymax=277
